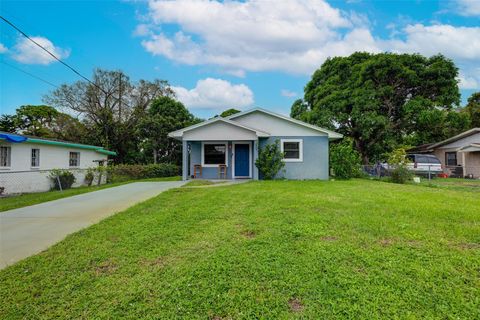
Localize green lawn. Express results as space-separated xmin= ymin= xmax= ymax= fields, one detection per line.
xmin=1 ymin=179 xmax=479 ymax=319
xmin=417 ymin=177 xmax=480 ymax=192
xmin=0 ymin=176 xmax=181 ymax=212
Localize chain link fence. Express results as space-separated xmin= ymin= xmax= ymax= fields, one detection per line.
xmin=0 ymin=168 xmax=107 ymax=196
xmin=361 ymin=164 xmax=480 ymax=180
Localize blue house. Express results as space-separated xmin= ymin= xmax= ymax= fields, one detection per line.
xmin=169 ymin=108 xmax=343 ymax=181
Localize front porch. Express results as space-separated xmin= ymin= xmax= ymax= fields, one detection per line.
xmin=182 ymin=140 xmax=259 ymax=181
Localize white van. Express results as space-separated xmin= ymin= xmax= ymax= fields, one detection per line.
xmin=406 ymin=154 xmax=443 ymax=176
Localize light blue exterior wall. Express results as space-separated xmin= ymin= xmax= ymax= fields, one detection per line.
xmin=259 ymin=136 xmax=329 ymax=180
xmin=187 ymin=141 xmax=255 ymax=180
xmin=183 ymin=136 xmax=329 ymax=180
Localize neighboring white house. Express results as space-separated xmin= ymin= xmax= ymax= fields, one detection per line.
xmin=0 ymin=132 xmax=116 ymax=194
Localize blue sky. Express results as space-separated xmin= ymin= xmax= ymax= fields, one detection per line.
xmin=1 ymin=0 xmax=479 ymax=119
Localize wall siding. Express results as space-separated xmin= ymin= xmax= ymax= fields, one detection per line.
xmin=259 ymin=136 xmax=329 ymax=180
xmin=0 ymin=142 xmax=107 ymax=194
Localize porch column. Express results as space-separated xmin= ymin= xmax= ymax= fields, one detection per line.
xmin=253 ymin=139 xmax=259 ymax=180
xmin=182 ymin=140 xmax=188 ymax=181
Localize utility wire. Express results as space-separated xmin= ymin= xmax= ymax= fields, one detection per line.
xmin=1 ymin=60 xmax=59 ymax=88
xmin=0 ymin=15 xmax=106 ymax=93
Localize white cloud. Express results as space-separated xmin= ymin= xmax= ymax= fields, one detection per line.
xmin=138 ymin=0 xmax=480 ymax=87
xmin=133 ymin=24 xmax=151 ymax=36
xmin=281 ymin=89 xmax=298 ymax=98
xmin=140 ymin=0 xmax=361 ymax=75
xmin=386 ymin=24 xmax=480 ymax=60
xmin=11 ymin=36 xmax=70 ymax=65
xmin=171 ymin=78 xmax=254 ymax=109
xmin=0 ymin=43 xmax=7 ymax=53
xmin=455 ymin=0 xmax=480 ymax=16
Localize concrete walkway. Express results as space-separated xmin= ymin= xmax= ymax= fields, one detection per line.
xmin=0 ymin=181 xmax=185 ymax=269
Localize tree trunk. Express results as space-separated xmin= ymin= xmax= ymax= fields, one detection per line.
xmin=153 ymin=149 xmax=158 ymax=164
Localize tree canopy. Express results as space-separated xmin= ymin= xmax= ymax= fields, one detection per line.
xmin=293 ymin=52 xmax=468 ymax=163
xmin=220 ymin=108 xmax=241 ymax=117
xmin=464 ymin=92 xmax=480 ymax=128
xmin=136 ymin=96 xmax=200 ymax=164
xmin=44 ymin=69 xmax=173 ymax=163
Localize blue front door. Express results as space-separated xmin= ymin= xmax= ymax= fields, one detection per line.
xmin=234 ymin=144 xmax=250 ymax=177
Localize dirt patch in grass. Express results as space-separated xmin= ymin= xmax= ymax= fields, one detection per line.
xmin=320 ymin=236 xmax=338 ymax=242
xmin=288 ymin=298 xmax=304 ymax=313
xmin=378 ymin=238 xmax=396 ymax=246
xmin=93 ymin=259 xmax=118 ymax=276
xmin=455 ymin=242 xmax=480 ymax=250
xmin=139 ymin=257 xmax=167 ymax=268
xmin=240 ymin=230 xmax=256 ymax=239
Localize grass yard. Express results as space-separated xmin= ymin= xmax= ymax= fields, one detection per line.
xmin=418 ymin=177 xmax=480 ymax=192
xmin=0 ymin=179 xmax=479 ymax=319
xmin=0 ymin=176 xmax=181 ymax=212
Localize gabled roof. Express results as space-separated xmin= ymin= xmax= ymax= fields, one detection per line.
xmin=168 ymin=116 xmax=270 ymax=139
xmin=0 ymin=131 xmax=116 ymax=156
xmin=227 ymin=107 xmax=343 ymax=139
xmin=429 ymin=128 xmax=480 ymax=149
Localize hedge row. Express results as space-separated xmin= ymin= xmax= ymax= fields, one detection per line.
xmin=107 ymin=163 xmax=180 ymax=182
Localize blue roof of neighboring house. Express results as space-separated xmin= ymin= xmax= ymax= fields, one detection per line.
xmin=0 ymin=131 xmax=116 ymax=156
xmin=0 ymin=132 xmax=27 ymax=143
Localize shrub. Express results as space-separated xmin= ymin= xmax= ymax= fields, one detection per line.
xmin=107 ymin=163 xmax=180 ymax=183
xmin=84 ymin=168 xmax=95 ymax=186
xmin=255 ymin=140 xmax=285 ymax=180
xmin=387 ymin=146 xmax=413 ymax=184
xmin=49 ymin=169 xmax=76 ymax=190
xmin=390 ymin=165 xmax=413 ymax=184
xmin=330 ymin=139 xmax=362 ymax=179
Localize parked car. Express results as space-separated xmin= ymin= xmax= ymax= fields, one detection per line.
xmin=406 ymin=154 xmax=443 ymax=176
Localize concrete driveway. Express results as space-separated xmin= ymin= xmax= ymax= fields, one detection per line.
xmin=0 ymin=181 xmax=185 ymax=269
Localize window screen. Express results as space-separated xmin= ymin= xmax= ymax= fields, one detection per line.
xmin=31 ymin=149 xmax=40 ymax=167
xmin=283 ymin=141 xmax=300 ymax=159
xmin=69 ymin=152 xmax=80 ymax=167
xmin=203 ymin=144 xmax=226 ymax=165
xmin=445 ymin=152 xmax=457 ymax=166
xmin=0 ymin=146 xmax=11 ymax=167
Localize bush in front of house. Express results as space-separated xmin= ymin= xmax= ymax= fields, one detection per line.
xmin=49 ymin=169 xmax=76 ymax=190
xmin=330 ymin=139 xmax=362 ymax=179
xmin=255 ymin=140 xmax=285 ymax=180
xmin=84 ymin=168 xmax=95 ymax=186
xmin=107 ymin=163 xmax=180 ymax=182
xmin=387 ymin=147 xmax=414 ymax=184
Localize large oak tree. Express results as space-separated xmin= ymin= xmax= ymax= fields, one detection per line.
xmin=293 ymin=52 xmax=468 ymax=163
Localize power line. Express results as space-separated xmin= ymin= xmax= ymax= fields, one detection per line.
xmin=1 ymin=60 xmax=59 ymax=88
xmin=0 ymin=15 xmax=106 ymax=93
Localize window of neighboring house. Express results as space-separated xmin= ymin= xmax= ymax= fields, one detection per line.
xmin=445 ymin=152 xmax=457 ymax=166
xmin=0 ymin=146 xmax=11 ymax=167
xmin=202 ymin=143 xmax=227 ymax=166
xmin=281 ymin=139 xmax=303 ymax=162
xmin=69 ymin=152 xmax=80 ymax=167
xmin=31 ymin=149 xmax=40 ymax=167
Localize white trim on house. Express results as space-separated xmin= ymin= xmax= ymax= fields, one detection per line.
xmin=280 ymin=138 xmax=303 ymax=162
xmin=201 ymin=142 xmax=229 ymax=168
xmin=168 ymin=117 xmax=270 ymax=139
xmin=227 ymin=108 xmax=343 ymax=140
xmin=232 ymin=141 xmax=252 ymax=179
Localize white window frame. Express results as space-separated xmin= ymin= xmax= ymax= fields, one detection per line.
xmin=31 ymin=148 xmax=40 ymax=168
xmin=201 ymin=142 xmax=228 ymax=167
xmin=69 ymin=151 xmax=80 ymax=167
xmin=281 ymin=139 xmax=303 ymax=162
xmin=0 ymin=146 xmax=11 ymax=168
